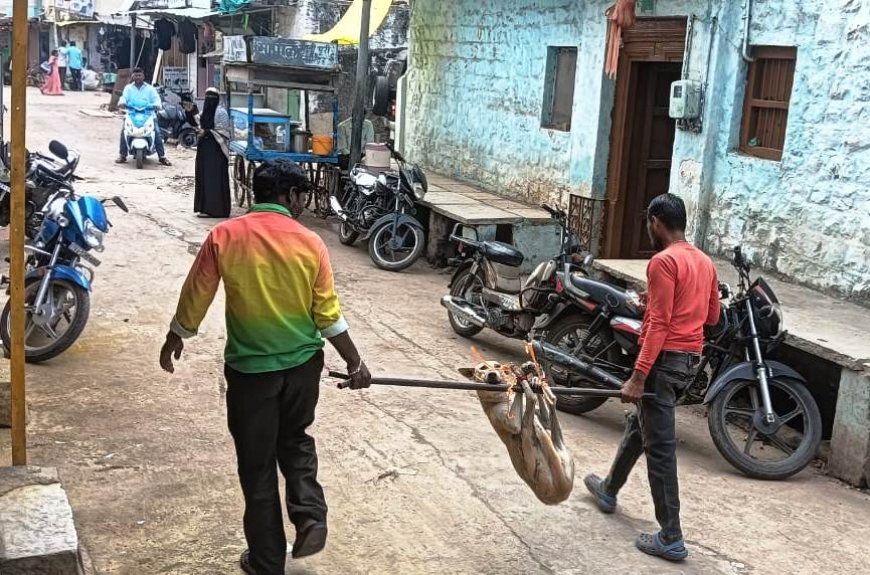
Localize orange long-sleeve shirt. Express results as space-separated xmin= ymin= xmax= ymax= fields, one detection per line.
xmin=635 ymin=242 xmax=720 ymax=376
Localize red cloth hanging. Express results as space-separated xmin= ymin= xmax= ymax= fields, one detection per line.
xmin=605 ymin=0 xmax=637 ymax=79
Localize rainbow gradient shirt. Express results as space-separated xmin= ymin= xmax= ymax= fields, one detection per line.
xmin=170 ymin=204 xmax=347 ymax=373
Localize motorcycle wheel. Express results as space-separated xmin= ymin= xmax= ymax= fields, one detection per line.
xmin=135 ymin=149 xmax=144 ymax=169
xmin=338 ymin=221 xmax=359 ymax=246
xmin=0 ymin=278 xmax=91 ymax=364
xmin=178 ymin=129 xmax=198 ymax=149
xmin=541 ymin=314 xmax=617 ymax=415
xmin=368 ymin=220 xmax=425 ymax=272
xmin=708 ymin=377 xmax=822 ymax=480
xmin=447 ymin=267 xmax=484 ymax=337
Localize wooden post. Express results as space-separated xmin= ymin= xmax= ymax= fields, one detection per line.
xmin=10 ymin=0 xmax=28 ymax=465
xmin=349 ymin=0 xmax=372 ymax=168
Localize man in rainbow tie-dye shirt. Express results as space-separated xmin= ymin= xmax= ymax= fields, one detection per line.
xmin=159 ymin=159 xmax=371 ymax=575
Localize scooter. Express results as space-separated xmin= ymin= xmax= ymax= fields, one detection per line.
xmin=157 ymin=88 xmax=198 ymax=149
xmin=123 ymin=105 xmax=157 ymax=169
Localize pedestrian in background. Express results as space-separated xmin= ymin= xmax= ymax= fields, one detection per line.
xmin=40 ymin=50 xmax=64 ymax=96
xmin=57 ymin=41 xmax=69 ymax=90
xmin=193 ymin=87 xmax=231 ymax=218
xmin=67 ymin=41 xmax=83 ymax=91
xmin=160 ymin=158 xmax=371 ymax=574
xmin=584 ymin=193 xmax=719 ymax=562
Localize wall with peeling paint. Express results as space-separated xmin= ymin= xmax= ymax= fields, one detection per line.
xmin=405 ymin=0 xmax=870 ymax=302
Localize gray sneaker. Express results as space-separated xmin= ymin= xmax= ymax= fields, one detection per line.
xmin=583 ymin=473 xmax=617 ymax=514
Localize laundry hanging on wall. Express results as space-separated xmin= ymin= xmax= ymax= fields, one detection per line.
xmin=154 ymin=18 xmax=175 ymax=52
xmin=178 ymin=19 xmax=198 ymax=54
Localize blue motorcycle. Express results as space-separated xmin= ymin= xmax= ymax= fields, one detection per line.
xmin=123 ymin=104 xmax=157 ymax=169
xmin=0 ymin=145 xmax=127 ymax=362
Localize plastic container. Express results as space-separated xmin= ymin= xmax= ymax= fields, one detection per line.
xmin=311 ymin=134 xmax=334 ymax=156
xmin=364 ymin=143 xmax=391 ymax=170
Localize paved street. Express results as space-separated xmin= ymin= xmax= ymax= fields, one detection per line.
xmin=2 ymin=90 xmax=869 ymax=574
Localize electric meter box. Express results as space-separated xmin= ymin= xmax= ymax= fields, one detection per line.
xmin=669 ymin=80 xmax=702 ymax=120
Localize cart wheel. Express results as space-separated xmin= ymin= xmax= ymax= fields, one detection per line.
xmin=233 ymin=156 xmax=247 ymax=208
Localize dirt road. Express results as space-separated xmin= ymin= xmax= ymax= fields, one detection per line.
xmin=2 ymin=90 xmax=869 ymax=574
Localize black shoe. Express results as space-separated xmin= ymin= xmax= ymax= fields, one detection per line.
xmin=159 ymin=157 xmax=172 ymax=166
xmin=115 ymin=156 xmax=127 ymax=164
xmin=239 ymin=549 xmax=256 ymax=574
xmin=291 ymin=521 xmax=328 ymax=559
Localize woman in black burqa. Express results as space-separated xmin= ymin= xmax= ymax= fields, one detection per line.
xmin=194 ymin=88 xmax=231 ymax=218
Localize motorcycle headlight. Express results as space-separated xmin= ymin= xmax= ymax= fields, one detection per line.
xmin=83 ymin=219 xmax=104 ymax=248
xmin=413 ymin=182 xmax=426 ymax=201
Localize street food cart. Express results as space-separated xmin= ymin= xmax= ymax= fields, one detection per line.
xmin=223 ymin=36 xmax=341 ymax=212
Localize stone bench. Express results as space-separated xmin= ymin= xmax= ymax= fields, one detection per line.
xmin=421 ymin=175 xmax=562 ymax=272
xmin=593 ymin=258 xmax=870 ymax=487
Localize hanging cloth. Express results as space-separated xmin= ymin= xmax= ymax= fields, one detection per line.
xmin=604 ymin=0 xmax=637 ymax=79
xmin=154 ymin=18 xmax=175 ymax=52
xmin=178 ymin=19 xmax=198 ymax=54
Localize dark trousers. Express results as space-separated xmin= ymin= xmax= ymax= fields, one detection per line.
xmin=119 ymin=125 xmax=166 ymax=158
xmin=58 ymin=66 xmax=66 ymax=88
xmin=602 ymin=352 xmax=698 ymax=542
xmin=69 ymin=67 xmax=81 ymax=91
xmin=225 ymin=351 xmax=327 ymax=575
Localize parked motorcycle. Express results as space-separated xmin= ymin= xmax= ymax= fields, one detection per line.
xmin=123 ymin=104 xmax=158 ymax=169
xmin=534 ymin=246 xmax=822 ymax=480
xmin=0 ymin=144 xmax=128 ymax=362
xmin=330 ymin=143 xmax=428 ymax=271
xmin=157 ymin=88 xmax=198 ymax=149
xmin=441 ymin=203 xmax=590 ymax=340
xmin=0 ymin=140 xmax=81 ymax=238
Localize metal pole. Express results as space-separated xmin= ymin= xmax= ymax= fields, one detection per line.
xmin=130 ymin=14 xmax=137 ymax=70
xmin=349 ymin=0 xmax=372 ymax=168
xmin=10 ymin=0 xmax=29 ymax=465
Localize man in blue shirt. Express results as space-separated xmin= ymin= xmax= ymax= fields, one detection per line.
xmin=66 ymin=41 xmax=83 ymax=91
xmin=116 ymin=68 xmax=171 ymax=166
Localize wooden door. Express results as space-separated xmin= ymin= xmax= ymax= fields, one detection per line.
xmin=603 ymin=18 xmax=687 ymax=259
xmin=620 ymin=63 xmax=681 ymax=258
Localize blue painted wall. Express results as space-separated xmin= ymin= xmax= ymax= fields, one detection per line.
xmin=405 ymin=0 xmax=870 ymax=302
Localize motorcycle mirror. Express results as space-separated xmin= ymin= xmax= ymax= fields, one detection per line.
xmin=102 ymin=196 xmax=129 ymax=212
xmin=112 ymin=196 xmax=129 ymax=212
xmin=49 ymin=140 xmax=69 ymax=161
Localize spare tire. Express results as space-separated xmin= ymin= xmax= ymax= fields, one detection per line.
xmin=372 ymin=75 xmax=390 ymax=117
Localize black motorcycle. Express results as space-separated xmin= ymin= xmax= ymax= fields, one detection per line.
xmin=330 ymin=143 xmax=428 ymax=272
xmin=0 ymin=140 xmax=80 ymax=239
xmin=156 ymin=88 xmax=198 ymax=149
xmin=441 ymin=204 xmax=590 ymax=340
xmin=534 ymin=246 xmax=822 ymax=480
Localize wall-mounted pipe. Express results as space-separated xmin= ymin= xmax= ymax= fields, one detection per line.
xmin=742 ymin=0 xmax=755 ymax=62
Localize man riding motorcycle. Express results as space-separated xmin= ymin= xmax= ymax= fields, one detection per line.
xmin=115 ymin=68 xmax=172 ymax=167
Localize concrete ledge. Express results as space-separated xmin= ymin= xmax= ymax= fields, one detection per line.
xmin=0 ymin=466 xmax=83 ymax=574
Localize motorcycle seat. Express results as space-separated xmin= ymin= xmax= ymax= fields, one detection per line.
xmin=482 ymin=241 xmax=524 ymax=268
xmin=568 ymin=273 xmax=637 ymax=317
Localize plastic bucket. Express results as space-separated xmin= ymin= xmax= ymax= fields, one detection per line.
xmin=311 ymin=134 xmax=334 ymax=156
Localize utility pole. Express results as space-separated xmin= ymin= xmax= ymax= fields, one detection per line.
xmin=10 ymin=0 xmax=28 ymax=465
xmin=130 ymin=14 xmax=137 ymax=69
xmin=349 ymin=0 xmax=372 ymax=168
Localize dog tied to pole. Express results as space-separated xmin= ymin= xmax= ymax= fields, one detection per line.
xmin=470 ymin=360 xmax=575 ymax=505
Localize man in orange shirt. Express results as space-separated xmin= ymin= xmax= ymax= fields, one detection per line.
xmin=584 ymin=193 xmax=719 ymax=562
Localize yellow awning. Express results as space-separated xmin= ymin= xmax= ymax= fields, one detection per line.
xmin=303 ymin=0 xmax=393 ymax=45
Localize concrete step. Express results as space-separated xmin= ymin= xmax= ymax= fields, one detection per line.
xmin=0 ymin=466 xmax=83 ymax=574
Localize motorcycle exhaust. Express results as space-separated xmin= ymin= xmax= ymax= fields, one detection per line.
xmin=531 ymin=341 xmax=624 ymax=389
xmin=441 ymin=295 xmax=487 ymax=328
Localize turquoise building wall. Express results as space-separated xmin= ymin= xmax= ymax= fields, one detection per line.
xmin=404 ymin=0 xmax=870 ymax=302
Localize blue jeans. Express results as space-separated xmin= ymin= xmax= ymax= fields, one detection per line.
xmin=119 ymin=124 xmax=166 ymax=158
